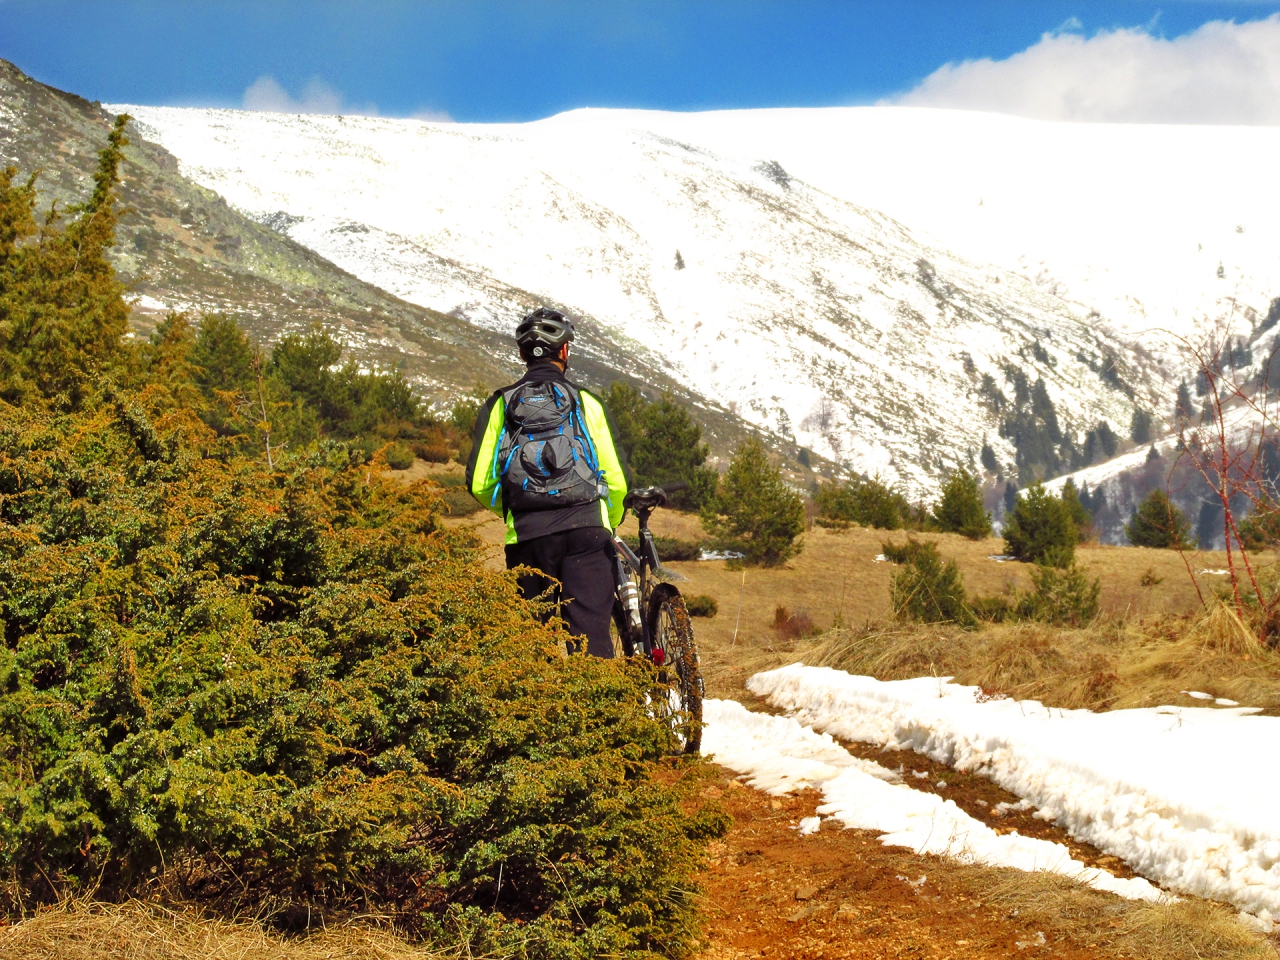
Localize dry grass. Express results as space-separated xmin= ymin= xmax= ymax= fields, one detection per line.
xmin=964 ymin=868 xmax=1278 ymax=959
xmin=798 ymin=600 xmax=1280 ymax=714
xmin=0 ymin=900 xmax=448 ymax=960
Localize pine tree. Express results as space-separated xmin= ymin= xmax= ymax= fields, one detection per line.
xmin=1003 ymin=480 xmax=1019 ymax=514
xmin=1131 ymin=408 xmax=1153 ymax=444
xmin=931 ymin=469 xmax=992 ymax=540
xmin=1126 ymin=489 xmax=1193 ymax=549
xmin=815 ymin=474 xmax=907 ymax=530
xmin=632 ymin=394 xmax=718 ymax=509
xmin=1175 ymin=381 xmax=1193 ymax=420
xmin=980 ymin=441 xmax=998 ymax=475
xmin=1002 ymin=481 xmax=1077 ymax=566
xmin=0 ymin=114 xmax=132 ymax=406
xmin=604 ymin=383 xmax=718 ymax=510
xmin=1060 ymin=478 xmax=1093 ymax=542
xmin=270 ymin=322 xmax=344 ymax=417
xmin=1096 ymin=421 xmax=1118 ymax=459
xmin=144 ymin=312 xmax=199 ymax=406
xmin=192 ymin=313 xmax=254 ymax=397
xmin=602 ymin=380 xmax=648 ymax=463
xmin=701 ymin=437 xmax=804 ymax=567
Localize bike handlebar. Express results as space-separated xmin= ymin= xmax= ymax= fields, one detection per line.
xmin=623 ymin=480 xmax=689 ymax=511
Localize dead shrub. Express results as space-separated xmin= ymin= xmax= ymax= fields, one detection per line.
xmin=773 ymin=605 xmax=818 ymax=642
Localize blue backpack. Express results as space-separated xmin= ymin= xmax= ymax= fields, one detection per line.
xmin=494 ymin=380 xmax=607 ymax=512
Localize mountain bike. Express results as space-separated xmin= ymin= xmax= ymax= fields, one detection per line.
xmin=611 ymin=482 xmax=705 ymax=754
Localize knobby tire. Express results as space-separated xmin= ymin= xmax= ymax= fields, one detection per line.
xmin=646 ymin=584 xmax=704 ymax=754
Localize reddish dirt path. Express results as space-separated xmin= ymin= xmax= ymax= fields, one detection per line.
xmin=694 ymin=772 xmax=1106 ymax=960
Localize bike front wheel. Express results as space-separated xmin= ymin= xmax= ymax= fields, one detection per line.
xmin=646 ymin=584 xmax=704 ymax=754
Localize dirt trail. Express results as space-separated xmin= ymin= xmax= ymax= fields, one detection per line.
xmin=694 ymin=771 xmax=1099 ymax=960
xmin=443 ymin=509 xmax=1277 ymax=956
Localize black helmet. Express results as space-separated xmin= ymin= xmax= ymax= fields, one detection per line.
xmin=516 ymin=307 xmax=575 ymax=360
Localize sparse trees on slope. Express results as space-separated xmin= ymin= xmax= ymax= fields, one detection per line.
xmin=701 ymin=437 xmax=804 ymax=566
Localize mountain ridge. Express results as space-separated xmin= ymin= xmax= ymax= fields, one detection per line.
xmin=0 ymin=59 xmax=770 ymax=463
xmin=117 ymin=100 xmax=1175 ymax=493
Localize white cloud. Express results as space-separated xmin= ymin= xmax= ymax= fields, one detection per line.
xmin=242 ymin=75 xmax=368 ymax=115
xmin=410 ymin=108 xmax=454 ymax=123
xmin=893 ymin=15 xmax=1280 ymax=124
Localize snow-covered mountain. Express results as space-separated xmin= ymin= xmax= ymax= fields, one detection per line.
xmin=115 ymin=104 xmax=1280 ymax=494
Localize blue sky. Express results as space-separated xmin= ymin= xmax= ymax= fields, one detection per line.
xmin=2 ymin=2 xmax=1279 ymax=122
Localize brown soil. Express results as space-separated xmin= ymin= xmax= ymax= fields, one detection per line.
xmin=695 ymin=764 xmax=1279 ymax=959
xmin=696 ymin=771 xmax=1102 ymax=960
xmin=833 ymin=737 xmax=1139 ymax=879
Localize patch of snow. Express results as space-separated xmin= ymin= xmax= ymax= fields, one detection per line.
xmin=1238 ymin=909 xmax=1277 ymax=934
xmin=993 ymin=798 xmax=1035 ymax=818
xmin=131 ymin=294 xmax=174 ymax=312
xmin=699 ymin=549 xmax=745 ymax=561
xmin=746 ymin=665 xmax=1280 ymax=917
xmin=701 ymin=698 xmax=1167 ymax=902
xmin=795 ymin=816 xmax=821 ymax=836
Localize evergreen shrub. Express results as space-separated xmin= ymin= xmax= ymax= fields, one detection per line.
xmin=814 ymin=474 xmax=906 ymax=530
xmin=0 ymin=118 xmax=726 ymax=958
xmin=0 ymin=394 xmax=725 ymax=957
xmin=884 ymin=539 xmax=974 ymax=627
xmin=1126 ymin=489 xmax=1194 ymax=549
xmin=1239 ymin=507 xmax=1280 ymax=551
xmin=701 ymin=438 xmax=804 ymax=567
xmin=383 ymin=441 xmax=415 ymax=469
xmin=1022 ymin=563 xmax=1102 ymax=626
xmin=625 ymin=535 xmax=703 ymax=562
xmin=931 ymin=469 xmax=992 ymax=539
xmin=1002 ymin=482 xmax=1078 ymax=566
xmin=685 ymin=594 xmax=718 ymax=618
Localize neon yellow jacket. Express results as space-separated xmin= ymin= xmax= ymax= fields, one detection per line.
xmin=465 ymin=370 xmax=629 ymax=544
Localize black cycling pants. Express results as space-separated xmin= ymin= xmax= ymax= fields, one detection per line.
xmin=505 ymin=525 xmax=616 ymax=658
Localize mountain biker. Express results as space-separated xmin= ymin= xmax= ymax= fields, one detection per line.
xmin=465 ymin=307 xmax=629 ymax=657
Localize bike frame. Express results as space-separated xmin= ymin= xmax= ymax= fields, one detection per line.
xmin=612 ymin=502 xmax=663 ymax=657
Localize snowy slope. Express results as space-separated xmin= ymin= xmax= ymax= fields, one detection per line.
xmin=116 ymin=104 xmax=1268 ymax=492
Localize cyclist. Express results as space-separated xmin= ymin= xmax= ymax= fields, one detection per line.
xmin=465 ymin=307 xmax=629 ymax=657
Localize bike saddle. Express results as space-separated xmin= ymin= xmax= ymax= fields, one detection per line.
xmin=624 ymin=486 xmax=667 ymax=510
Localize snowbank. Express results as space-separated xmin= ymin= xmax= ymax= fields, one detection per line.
xmin=701 ymin=698 xmax=1166 ymax=902
xmin=744 ymin=666 xmax=1280 ymax=919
